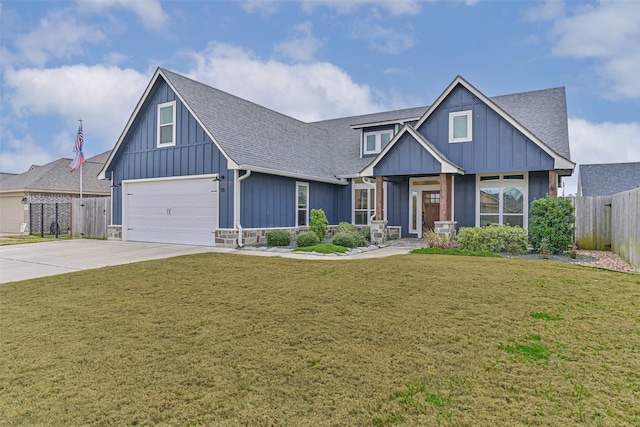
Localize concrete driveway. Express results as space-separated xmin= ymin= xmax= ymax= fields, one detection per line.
xmin=0 ymin=239 xmax=233 ymax=284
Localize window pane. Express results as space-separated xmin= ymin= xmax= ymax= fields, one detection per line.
xmin=355 ymin=189 xmax=368 ymax=210
xmin=480 ymin=188 xmax=499 ymax=213
xmin=366 ymin=134 xmax=376 ymax=151
xmin=503 ymin=187 xmax=524 ymax=214
xmin=160 ymin=106 xmax=173 ymax=125
xmin=453 ymin=115 xmax=468 ymax=138
xmin=298 ymin=209 xmax=307 ymax=226
xmin=355 ymin=211 xmax=369 ymax=225
xmin=480 ymin=215 xmax=499 ymax=227
xmin=411 ymin=191 xmax=418 ymax=230
xmin=504 ymin=215 xmax=523 ymax=227
xmin=480 ymin=176 xmax=500 ymax=182
xmin=159 ymin=125 xmax=173 ymax=144
xmin=504 ymin=175 xmax=524 ymax=181
xmin=297 ymin=186 xmax=307 ymax=208
xmin=381 ymin=132 xmax=392 ymax=148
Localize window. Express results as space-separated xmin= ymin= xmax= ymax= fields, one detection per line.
xmin=157 ymin=101 xmax=176 ymax=147
xmin=352 ymin=179 xmax=386 ymax=225
xmin=296 ymin=182 xmax=309 ymax=226
xmin=449 ymin=110 xmax=472 ymax=143
xmin=363 ymin=130 xmax=393 ymax=155
xmin=477 ymin=174 xmax=527 ymax=228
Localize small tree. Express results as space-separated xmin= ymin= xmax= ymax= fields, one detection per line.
xmin=309 ymin=208 xmax=328 ymax=241
xmin=529 ymin=195 xmax=575 ymax=254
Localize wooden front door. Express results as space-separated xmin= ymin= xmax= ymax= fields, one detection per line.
xmin=422 ymin=191 xmax=440 ymax=233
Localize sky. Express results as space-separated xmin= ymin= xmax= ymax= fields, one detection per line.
xmin=1 ymin=0 xmax=639 ymax=195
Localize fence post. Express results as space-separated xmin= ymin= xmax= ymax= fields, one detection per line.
xmin=40 ymin=203 xmax=44 ymax=237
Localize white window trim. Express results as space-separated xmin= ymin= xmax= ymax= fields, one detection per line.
xmin=352 ymin=179 xmax=387 ymax=225
xmin=475 ymin=172 xmax=528 ymax=228
xmin=363 ymin=129 xmax=394 ymax=155
xmin=449 ymin=110 xmax=472 ymax=143
xmin=296 ymin=182 xmax=309 ymax=227
xmin=157 ymin=101 xmax=176 ymax=147
xmin=408 ymin=177 xmax=441 ymax=236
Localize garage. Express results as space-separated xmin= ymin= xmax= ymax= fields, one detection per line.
xmin=0 ymin=195 xmax=25 ymax=233
xmin=123 ymin=176 xmax=218 ymax=246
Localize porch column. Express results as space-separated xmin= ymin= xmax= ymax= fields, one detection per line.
xmin=549 ymin=170 xmax=558 ymax=198
xmin=439 ymin=173 xmax=452 ymax=221
xmin=375 ymin=175 xmax=384 ymax=220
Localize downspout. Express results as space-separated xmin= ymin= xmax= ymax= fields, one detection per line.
xmin=236 ymin=170 xmax=252 ymax=247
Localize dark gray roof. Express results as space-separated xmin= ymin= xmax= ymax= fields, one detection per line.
xmin=492 ymin=87 xmax=570 ymax=159
xmin=578 ymin=162 xmax=640 ymax=196
xmin=159 ymin=69 xmax=571 ymax=181
xmin=0 ymin=151 xmax=111 ymax=194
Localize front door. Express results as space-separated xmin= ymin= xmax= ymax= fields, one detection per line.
xmin=422 ymin=191 xmax=440 ymax=234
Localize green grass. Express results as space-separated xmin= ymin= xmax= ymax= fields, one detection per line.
xmin=530 ymin=311 xmax=565 ymax=321
xmin=293 ymin=243 xmax=348 ymax=253
xmin=410 ymin=247 xmax=501 ymax=257
xmin=1 ymin=253 xmax=639 ymax=426
xmin=0 ymin=234 xmax=70 ymax=245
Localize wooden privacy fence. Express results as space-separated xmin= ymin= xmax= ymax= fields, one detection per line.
xmin=72 ymin=197 xmax=111 ymax=239
xmin=571 ymin=188 xmax=640 ymax=270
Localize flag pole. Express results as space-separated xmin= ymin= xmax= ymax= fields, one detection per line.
xmin=79 ymin=119 xmax=83 ymax=200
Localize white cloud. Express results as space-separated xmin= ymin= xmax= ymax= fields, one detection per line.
xmin=0 ymin=131 xmax=56 ymax=173
xmin=184 ymin=42 xmax=385 ymax=121
xmin=77 ymin=0 xmax=169 ymax=31
xmin=562 ymin=118 xmax=640 ymax=195
xmin=526 ymin=0 xmax=565 ymax=22
xmin=350 ymin=13 xmax=415 ymax=54
xmin=14 ymin=10 xmax=105 ymax=67
xmin=240 ymin=0 xmax=279 ymax=15
xmin=274 ymin=21 xmax=323 ymax=63
xmin=4 ymin=65 xmax=149 ymax=153
xmin=299 ymin=0 xmax=423 ymax=16
xmin=546 ymin=1 xmax=640 ymax=99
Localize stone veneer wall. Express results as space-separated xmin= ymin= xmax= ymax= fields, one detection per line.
xmin=107 ymin=225 xmax=122 ymax=240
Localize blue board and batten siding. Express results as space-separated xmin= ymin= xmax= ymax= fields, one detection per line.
xmin=373 ymin=134 xmax=442 ymax=176
xmin=107 ymin=78 xmax=234 ymax=227
xmin=240 ymin=172 xmax=351 ymax=228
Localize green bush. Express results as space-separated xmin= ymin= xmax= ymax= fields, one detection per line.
xmin=296 ymin=231 xmax=320 ymax=248
xmin=266 ymin=229 xmax=291 ymax=247
xmin=336 ymin=222 xmax=357 ymax=234
xmin=529 ymin=196 xmax=575 ymax=254
xmin=457 ymin=224 xmax=528 ymax=254
xmin=310 ymin=209 xmax=328 ymax=241
xmin=358 ymin=227 xmax=371 ymax=242
xmin=332 ymin=231 xmax=367 ymax=248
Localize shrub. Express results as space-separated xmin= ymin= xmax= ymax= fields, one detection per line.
xmin=336 ymin=222 xmax=357 ymax=234
xmin=529 ymin=196 xmax=575 ymax=254
xmin=296 ymin=230 xmax=320 ymax=248
xmin=358 ymin=227 xmax=371 ymax=242
xmin=310 ymin=209 xmax=328 ymax=241
xmin=332 ymin=231 xmax=367 ymax=248
xmin=457 ymin=224 xmax=528 ymax=254
xmin=266 ymin=229 xmax=291 ymax=247
xmin=423 ymin=230 xmax=452 ymax=249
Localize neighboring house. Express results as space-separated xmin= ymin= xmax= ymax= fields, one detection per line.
xmin=99 ymin=68 xmax=575 ymax=247
xmin=0 ymin=152 xmax=111 ymax=233
xmin=577 ymin=162 xmax=640 ymax=196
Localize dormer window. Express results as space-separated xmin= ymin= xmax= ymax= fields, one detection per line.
xmin=449 ymin=110 xmax=472 ymax=143
xmin=157 ymin=101 xmax=176 ymax=147
xmin=363 ymin=130 xmax=393 ymax=155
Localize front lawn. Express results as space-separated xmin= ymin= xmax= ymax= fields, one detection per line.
xmin=1 ymin=254 xmax=639 ymax=425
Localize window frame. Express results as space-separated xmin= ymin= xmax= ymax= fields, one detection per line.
xmin=157 ymin=101 xmax=177 ymax=148
xmin=352 ymin=179 xmax=387 ymax=225
xmin=449 ymin=110 xmax=473 ymax=143
xmin=296 ymin=182 xmax=309 ymax=227
xmin=475 ymin=173 xmax=528 ymax=228
xmin=363 ymin=129 xmax=394 ymax=155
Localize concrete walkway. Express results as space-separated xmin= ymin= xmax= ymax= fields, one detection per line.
xmin=0 ymin=238 xmax=423 ymax=284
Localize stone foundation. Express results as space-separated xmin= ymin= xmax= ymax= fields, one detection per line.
xmin=387 ymin=226 xmax=401 ymax=240
xmin=434 ymin=221 xmax=457 ymax=245
xmin=215 ymin=229 xmax=239 ymax=247
xmin=107 ymin=225 xmax=122 ymax=241
xmin=370 ymin=220 xmax=387 ymax=245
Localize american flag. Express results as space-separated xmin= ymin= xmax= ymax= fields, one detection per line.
xmin=70 ymin=122 xmax=85 ymax=173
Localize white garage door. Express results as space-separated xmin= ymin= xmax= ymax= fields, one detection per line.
xmin=123 ymin=176 xmax=218 ymax=246
xmin=0 ymin=195 xmax=25 ymax=233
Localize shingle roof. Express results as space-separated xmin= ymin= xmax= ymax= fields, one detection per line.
xmin=143 ymin=69 xmax=572 ymax=182
xmin=578 ymin=162 xmax=640 ymax=196
xmin=0 ymin=151 xmax=112 ymax=194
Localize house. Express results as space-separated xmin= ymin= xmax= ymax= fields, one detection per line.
xmin=0 ymin=152 xmax=111 ymax=233
xmin=577 ymin=162 xmax=640 ymax=196
xmin=99 ymin=68 xmax=574 ymax=247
